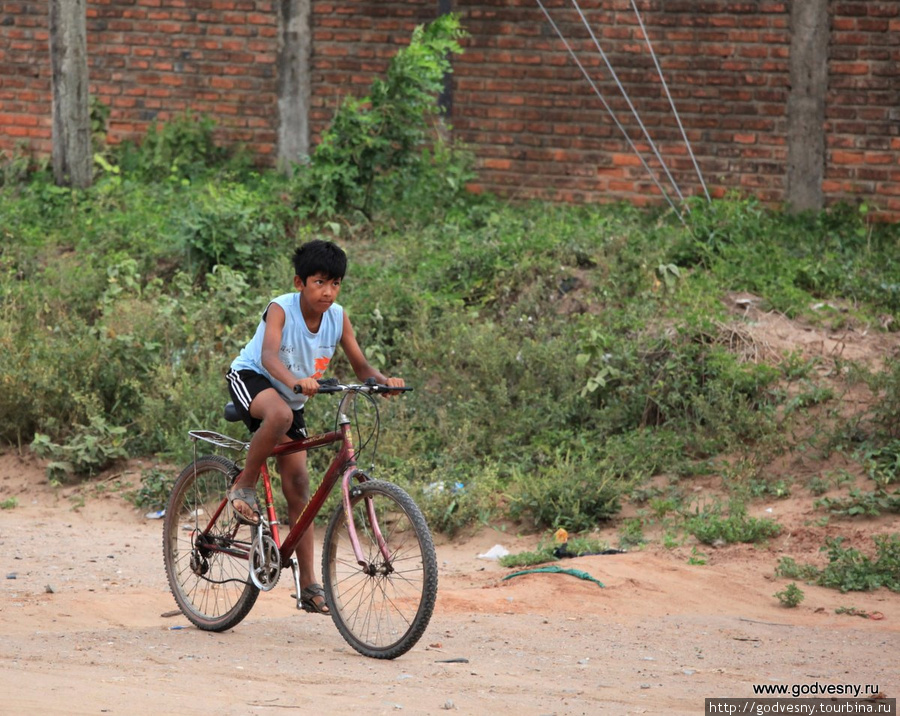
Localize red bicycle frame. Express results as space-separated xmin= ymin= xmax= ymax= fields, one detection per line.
xmin=249 ymin=407 xmax=392 ymax=570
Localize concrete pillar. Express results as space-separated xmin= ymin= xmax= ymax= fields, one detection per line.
xmin=786 ymin=0 xmax=829 ymax=213
xmin=49 ymin=0 xmax=92 ymax=188
xmin=277 ymin=0 xmax=312 ymax=171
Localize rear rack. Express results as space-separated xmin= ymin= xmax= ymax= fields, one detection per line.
xmin=189 ymin=430 xmax=249 ymax=453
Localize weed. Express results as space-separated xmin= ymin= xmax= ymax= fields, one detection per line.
xmin=834 ymin=606 xmax=874 ymax=618
xmin=748 ymin=478 xmax=792 ymax=500
xmin=815 ymin=489 xmax=900 ymax=518
xmin=687 ymin=504 xmax=782 ymax=545
xmin=859 ymin=440 xmax=900 ymax=487
xmin=687 ymin=547 xmax=708 ymax=565
xmin=499 ymin=549 xmax=557 ymax=569
xmin=115 ymin=111 xmax=236 ymax=183
xmin=2 ymin=89 xmax=900 ymax=538
xmin=807 ymin=476 xmax=830 ymax=496
xmin=129 ymin=468 xmax=175 ymax=512
xmin=618 ymin=518 xmax=646 ymax=549
xmin=774 ymin=557 xmax=820 ymax=583
xmin=662 ymin=532 xmax=681 ymax=549
xmin=560 ymin=535 xmax=613 ymax=557
xmin=774 ymin=582 xmax=805 ymax=607
xmin=0 ymin=497 xmax=18 ymax=509
xmin=775 ymin=535 xmax=900 ymax=593
xmin=499 ymin=532 xmax=611 ymax=568
xmin=817 ymin=535 xmax=900 ymax=592
xmin=30 ymin=416 xmax=128 ymax=483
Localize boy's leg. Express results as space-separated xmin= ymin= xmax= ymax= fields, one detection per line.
xmin=230 ymin=388 xmax=293 ymax=522
xmin=277 ymin=449 xmax=328 ymax=613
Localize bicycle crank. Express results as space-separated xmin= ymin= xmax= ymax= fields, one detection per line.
xmin=248 ymin=526 xmax=281 ymax=591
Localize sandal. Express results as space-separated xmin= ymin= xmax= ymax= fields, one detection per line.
xmin=227 ymin=487 xmax=261 ymax=526
xmin=296 ymin=583 xmax=330 ymax=615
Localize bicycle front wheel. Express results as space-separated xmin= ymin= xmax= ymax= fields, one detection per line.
xmin=322 ymin=479 xmax=438 ymax=659
xmin=162 ymin=455 xmax=259 ymax=631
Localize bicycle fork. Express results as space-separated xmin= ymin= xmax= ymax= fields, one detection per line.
xmin=342 ymin=468 xmax=393 ymax=574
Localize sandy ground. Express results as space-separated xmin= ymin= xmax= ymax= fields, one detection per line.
xmin=2 ymin=304 xmax=899 ymax=715
xmin=1 ymin=449 xmax=897 ymax=716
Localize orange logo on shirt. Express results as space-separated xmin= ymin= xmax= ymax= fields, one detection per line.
xmin=312 ymin=357 xmax=331 ymax=379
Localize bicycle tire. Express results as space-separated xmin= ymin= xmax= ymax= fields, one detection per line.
xmin=162 ymin=454 xmax=259 ymax=631
xmin=322 ymin=479 xmax=438 ymax=659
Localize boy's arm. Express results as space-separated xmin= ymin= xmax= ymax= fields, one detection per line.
xmin=260 ymin=303 xmax=318 ymax=396
xmin=340 ymin=313 xmax=405 ymax=392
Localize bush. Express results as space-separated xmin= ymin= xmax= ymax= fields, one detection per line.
xmin=687 ymin=504 xmax=782 ymax=545
xmin=774 ymin=582 xmax=805 ymax=607
xmin=775 ymin=535 xmax=900 ymax=593
xmin=31 ymin=416 xmax=128 ymax=483
xmin=298 ymin=14 xmax=466 ymax=218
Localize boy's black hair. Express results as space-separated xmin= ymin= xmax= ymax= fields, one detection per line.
xmin=292 ymin=240 xmax=347 ymax=281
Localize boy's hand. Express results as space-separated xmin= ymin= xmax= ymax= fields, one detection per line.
xmin=294 ymin=377 xmax=320 ymax=397
xmin=383 ymin=376 xmax=405 ymax=398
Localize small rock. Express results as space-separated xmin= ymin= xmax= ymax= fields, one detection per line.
xmin=6 ymin=573 xmax=16 ymax=579
xmin=45 ymin=584 xmax=55 ymax=594
xmin=441 ymin=700 xmax=456 ymax=710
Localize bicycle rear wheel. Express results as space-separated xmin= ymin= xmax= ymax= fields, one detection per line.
xmin=322 ymin=479 xmax=438 ymax=659
xmin=162 ymin=455 xmax=259 ymax=631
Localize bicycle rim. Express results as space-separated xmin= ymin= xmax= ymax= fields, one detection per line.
xmin=162 ymin=455 xmax=259 ymax=631
xmin=322 ymin=479 xmax=438 ymax=659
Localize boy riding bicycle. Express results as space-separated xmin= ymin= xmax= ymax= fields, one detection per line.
xmin=225 ymin=239 xmax=404 ymax=614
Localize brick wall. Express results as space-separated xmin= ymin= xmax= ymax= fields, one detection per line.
xmin=1 ymin=1 xmax=898 ymax=217
xmin=0 ymin=0 xmax=281 ymax=160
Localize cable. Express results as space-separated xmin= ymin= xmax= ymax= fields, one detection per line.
xmin=535 ymin=0 xmax=686 ymax=224
xmin=630 ymin=0 xmax=711 ymax=202
xmin=570 ymin=0 xmax=685 ymax=204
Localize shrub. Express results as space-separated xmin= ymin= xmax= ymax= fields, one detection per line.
xmin=299 ymin=14 xmax=466 ymax=217
xmin=31 ymin=416 xmax=128 ymax=483
xmin=774 ymin=582 xmax=805 ymax=608
xmin=775 ymin=535 xmax=900 ymax=593
xmin=114 ymin=111 xmax=235 ymax=183
xmin=507 ymin=450 xmax=623 ymax=532
xmin=687 ymin=504 xmax=782 ymax=545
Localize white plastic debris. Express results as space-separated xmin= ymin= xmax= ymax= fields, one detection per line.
xmin=477 ymin=544 xmax=510 ymax=560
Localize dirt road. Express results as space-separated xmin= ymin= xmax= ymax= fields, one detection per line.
xmin=1 ymin=452 xmax=897 ymax=715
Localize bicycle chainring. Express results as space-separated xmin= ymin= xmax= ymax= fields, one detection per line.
xmin=248 ymin=532 xmax=281 ymax=591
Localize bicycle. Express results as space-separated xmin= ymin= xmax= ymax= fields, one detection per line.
xmin=162 ymin=379 xmax=438 ymax=660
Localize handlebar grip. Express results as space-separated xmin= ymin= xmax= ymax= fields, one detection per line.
xmin=292 ymin=378 xmax=340 ymax=394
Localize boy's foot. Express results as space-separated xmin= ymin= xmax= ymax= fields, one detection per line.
xmin=227 ymin=487 xmax=261 ymax=525
xmin=297 ymin=583 xmax=330 ymax=614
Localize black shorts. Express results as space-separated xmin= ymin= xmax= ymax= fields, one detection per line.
xmin=225 ymin=368 xmax=307 ymax=439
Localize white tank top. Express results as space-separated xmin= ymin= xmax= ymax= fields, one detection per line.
xmin=231 ymin=293 xmax=344 ymax=410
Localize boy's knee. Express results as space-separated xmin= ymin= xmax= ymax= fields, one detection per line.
xmin=264 ymin=405 xmax=294 ymax=434
xmin=282 ymin=470 xmax=310 ymax=500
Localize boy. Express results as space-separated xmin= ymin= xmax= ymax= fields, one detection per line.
xmin=225 ymin=239 xmax=404 ymax=614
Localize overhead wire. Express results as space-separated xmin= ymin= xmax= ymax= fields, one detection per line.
xmin=629 ymin=0 xmax=711 ymax=202
xmin=569 ymin=0 xmax=685 ymax=204
xmin=535 ymin=0 xmax=686 ymax=224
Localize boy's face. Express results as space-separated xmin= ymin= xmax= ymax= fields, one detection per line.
xmin=296 ymin=271 xmax=342 ymax=313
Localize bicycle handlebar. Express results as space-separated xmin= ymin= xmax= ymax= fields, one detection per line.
xmin=292 ymin=378 xmax=414 ymax=395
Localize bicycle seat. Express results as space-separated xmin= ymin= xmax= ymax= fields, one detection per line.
xmin=224 ymin=402 xmax=242 ymax=422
